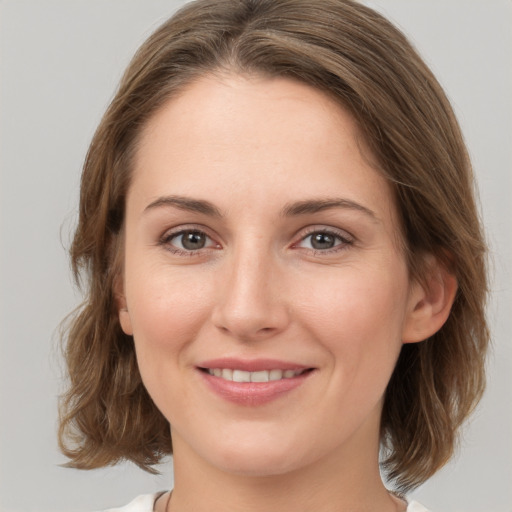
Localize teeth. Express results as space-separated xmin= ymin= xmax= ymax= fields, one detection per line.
xmin=250 ymin=370 xmax=269 ymax=382
xmin=207 ymin=368 xmax=305 ymax=382
xmin=232 ymin=370 xmax=251 ymax=382
xmin=269 ymin=369 xmax=283 ymax=381
xmin=221 ymin=369 xmax=233 ymax=380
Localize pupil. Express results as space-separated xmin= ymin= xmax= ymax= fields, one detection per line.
xmin=182 ymin=231 xmax=205 ymax=250
xmin=311 ymin=232 xmax=335 ymax=250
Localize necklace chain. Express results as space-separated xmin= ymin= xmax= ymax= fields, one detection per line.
xmin=162 ymin=490 xmax=407 ymax=512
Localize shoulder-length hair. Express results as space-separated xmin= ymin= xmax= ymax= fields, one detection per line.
xmin=59 ymin=0 xmax=489 ymax=493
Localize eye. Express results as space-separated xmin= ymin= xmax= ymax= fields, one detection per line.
xmin=161 ymin=229 xmax=218 ymax=253
xmin=296 ymin=229 xmax=353 ymax=252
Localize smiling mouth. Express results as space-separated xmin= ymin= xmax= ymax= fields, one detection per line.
xmin=202 ymin=368 xmax=310 ymax=382
xmin=198 ymin=363 xmax=314 ymax=405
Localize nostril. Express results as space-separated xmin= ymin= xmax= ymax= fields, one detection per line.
xmin=211 ymin=296 xmax=290 ymax=340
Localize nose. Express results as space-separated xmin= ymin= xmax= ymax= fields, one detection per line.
xmin=211 ymin=245 xmax=290 ymax=342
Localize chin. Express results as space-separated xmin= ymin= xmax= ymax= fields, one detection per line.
xmin=197 ymin=433 xmax=315 ymax=477
xmin=215 ymin=453 xmax=305 ymax=478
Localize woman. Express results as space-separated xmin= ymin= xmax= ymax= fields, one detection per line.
xmin=59 ymin=1 xmax=489 ymax=511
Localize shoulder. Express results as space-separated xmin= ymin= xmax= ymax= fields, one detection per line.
xmin=98 ymin=493 xmax=430 ymax=512
xmin=407 ymin=501 xmax=430 ymax=512
xmin=99 ymin=493 xmax=162 ymax=512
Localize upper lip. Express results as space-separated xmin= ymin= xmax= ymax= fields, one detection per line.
xmin=197 ymin=358 xmax=311 ymax=372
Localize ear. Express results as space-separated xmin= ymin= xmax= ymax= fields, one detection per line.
xmin=113 ymin=274 xmax=133 ymax=336
xmin=402 ymin=256 xmax=457 ymax=344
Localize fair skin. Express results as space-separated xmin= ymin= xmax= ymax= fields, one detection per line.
xmin=117 ymin=74 xmax=455 ymax=512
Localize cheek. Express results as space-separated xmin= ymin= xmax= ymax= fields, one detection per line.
xmin=294 ymin=262 xmax=409 ymax=371
xmin=125 ymin=267 xmax=216 ymax=416
xmin=125 ymin=265 xmax=213 ymax=361
xmin=300 ymin=265 xmax=407 ymax=330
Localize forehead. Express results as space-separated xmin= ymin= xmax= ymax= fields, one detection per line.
xmin=130 ymin=73 xmax=397 ymax=228
xmin=137 ymin=73 xmax=368 ymax=160
xmin=134 ymin=72 xmax=371 ymax=163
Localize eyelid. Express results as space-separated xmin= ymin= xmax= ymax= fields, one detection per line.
xmin=159 ymin=224 xmax=222 ymax=253
xmin=157 ymin=223 xmax=354 ymax=255
xmin=292 ymin=225 xmax=355 ymax=252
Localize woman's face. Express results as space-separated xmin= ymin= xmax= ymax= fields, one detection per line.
xmin=118 ymin=74 xmax=422 ymax=477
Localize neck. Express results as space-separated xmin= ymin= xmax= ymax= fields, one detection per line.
xmin=167 ymin=431 xmax=403 ymax=512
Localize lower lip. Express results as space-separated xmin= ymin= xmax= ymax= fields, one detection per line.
xmin=199 ymin=370 xmax=312 ymax=406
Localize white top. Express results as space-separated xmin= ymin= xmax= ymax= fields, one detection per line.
xmin=101 ymin=493 xmax=430 ymax=511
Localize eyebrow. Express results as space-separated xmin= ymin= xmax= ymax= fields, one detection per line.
xmin=281 ymin=198 xmax=377 ymax=220
xmin=143 ymin=195 xmax=377 ymax=221
xmin=144 ymin=195 xmax=222 ymax=217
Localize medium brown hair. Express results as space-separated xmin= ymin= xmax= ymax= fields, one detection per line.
xmin=59 ymin=0 xmax=489 ymax=493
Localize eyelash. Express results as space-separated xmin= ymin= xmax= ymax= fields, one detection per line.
xmin=158 ymin=225 xmax=354 ymax=256
xmin=159 ymin=226 xmax=219 ymax=256
xmin=293 ymin=227 xmax=354 ymax=254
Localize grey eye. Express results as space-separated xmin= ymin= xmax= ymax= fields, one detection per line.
xmin=309 ymin=232 xmax=336 ymax=250
xmin=162 ymin=227 xmax=219 ymax=254
xmin=179 ymin=231 xmax=207 ymax=250
xmin=296 ymin=229 xmax=352 ymax=252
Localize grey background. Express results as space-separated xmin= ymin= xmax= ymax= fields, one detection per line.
xmin=0 ymin=1 xmax=510 ymax=511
